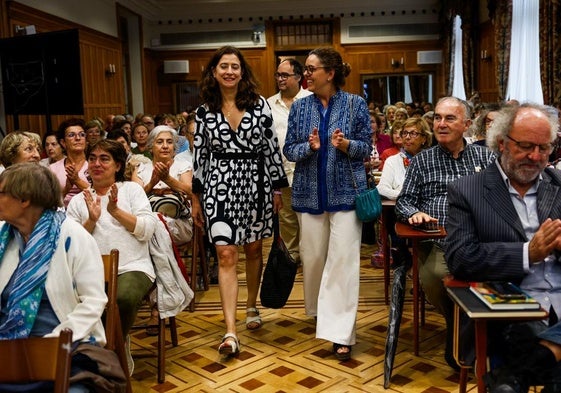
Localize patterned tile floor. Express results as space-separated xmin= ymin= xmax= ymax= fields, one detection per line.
xmin=129 ymin=243 xmax=476 ymax=392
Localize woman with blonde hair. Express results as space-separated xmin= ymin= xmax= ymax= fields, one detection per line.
xmin=0 ymin=131 xmax=42 ymax=174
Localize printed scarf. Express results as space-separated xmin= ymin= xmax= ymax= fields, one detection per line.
xmin=0 ymin=210 xmax=65 ymax=339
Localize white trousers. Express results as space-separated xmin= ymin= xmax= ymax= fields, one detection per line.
xmin=298 ymin=210 xmax=361 ymax=345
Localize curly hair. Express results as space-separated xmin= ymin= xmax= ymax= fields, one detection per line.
xmin=199 ymin=46 xmax=260 ymax=112
xmin=308 ymin=47 xmax=351 ymax=89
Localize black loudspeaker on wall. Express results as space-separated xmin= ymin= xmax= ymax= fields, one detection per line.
xmin=0 ymin=28 xmax=84 ymax=115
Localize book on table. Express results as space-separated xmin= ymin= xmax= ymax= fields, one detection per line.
xmin=469 ymin=282 xmax=541 ymax=310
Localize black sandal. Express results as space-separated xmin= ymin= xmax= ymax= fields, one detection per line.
xmin=333 ymin=343 xmax=352 ymax=361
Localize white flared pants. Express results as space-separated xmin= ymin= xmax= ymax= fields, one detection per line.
xmin=298 ymin=210 xmax=361 ymax=345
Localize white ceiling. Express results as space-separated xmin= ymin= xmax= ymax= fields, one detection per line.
xmin=122 ymin=0 xmax=441 ymax=25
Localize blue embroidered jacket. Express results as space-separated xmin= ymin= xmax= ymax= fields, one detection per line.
xmin=283 ymin=90 xmax=372 ymax=214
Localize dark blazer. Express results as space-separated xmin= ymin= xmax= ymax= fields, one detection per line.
xmin=445 ymin=161 xmax=561 ymax=282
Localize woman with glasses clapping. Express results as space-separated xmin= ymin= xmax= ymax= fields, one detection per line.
xmin=50 ymin=118 xmax=90 ymax=207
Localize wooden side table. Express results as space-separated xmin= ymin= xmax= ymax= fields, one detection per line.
xmin=394 ymin=221 xmax=446 ymax=355
xmin=446 ymin=285 xmax=548 ymax=393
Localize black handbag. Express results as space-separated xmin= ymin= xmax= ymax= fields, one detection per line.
xmin=260 ymin=215 xmax=298 ymax=309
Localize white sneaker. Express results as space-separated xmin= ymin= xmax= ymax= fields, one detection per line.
xmin=125 ymin=334 xmax=134 ymax=376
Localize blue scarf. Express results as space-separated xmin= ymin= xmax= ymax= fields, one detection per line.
xmin=0 ymin=210 xmax=65 ymax=339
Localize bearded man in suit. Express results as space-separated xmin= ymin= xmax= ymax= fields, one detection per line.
xmin=446 ymin=102 xmax=561 ymax=393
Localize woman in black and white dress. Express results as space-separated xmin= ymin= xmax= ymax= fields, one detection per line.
xmin=192 ymin=45 xmax=287 ymax=356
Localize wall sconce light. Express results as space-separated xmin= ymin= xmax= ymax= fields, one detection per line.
xmin=14 ymin=25 xmax=36 ymax=35
xmin=391 ymin=58 xmax=403 ymax=68
xmin=251 ymin=24 xmax=265 ymax=45
xmin=105 ymin=64 xmax=116 ymax=76
xmin=481 ymin=50 xmax=492 ymax=62
xmin=251 ymin=31 xmax=261 ymax=44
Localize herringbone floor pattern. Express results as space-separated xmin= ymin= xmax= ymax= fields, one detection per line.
xmin=128 ymin=243 xmax=476 ymax=392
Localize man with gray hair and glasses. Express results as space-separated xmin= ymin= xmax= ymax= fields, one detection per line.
xmin=446 ymin=102 xmax=561 ymax=393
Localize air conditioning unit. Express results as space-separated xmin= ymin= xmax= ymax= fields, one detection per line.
xmin=164 ymin=60 xmax=189 ymax=74
xmin=417 ymin=50 xmax=443 ymax=64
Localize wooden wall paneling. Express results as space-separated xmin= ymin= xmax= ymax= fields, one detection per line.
xmin=476 ymin=20 xmax=498 ymax=103
xmin=3 ymin=1 xmax=126 ymax=135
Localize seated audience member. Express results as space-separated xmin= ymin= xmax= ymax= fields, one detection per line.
xmin=85 ymin=119 xmax=105 ymax=147
xmin=115 ymin=119 xmax=133 ymax=138
xmin=470 ymin=103 xmax=501 ymax=146
xmin=385 ymin=104 xmax=397 ymax=131
xmin=377 ymin=117 xmax=432 ymax=267
xmin=378 ymin=120 xmax=404 ymax=170
xmin=159 ymin=114 xmax=189 ymax=154
xmin=131 ymin=122 xmax=152 ymax=159
xmin=50 ymin=118 xmax=90 ymax=207
xmin=394 ymin=107 xmax=409 ymax=122
xmin=132 ymin=125 xmax=193 ymax=247
xmin=445 ymin=103 xmax=561 ymax=393
xmin=371 ymin=110 xmax=391 ymax=156
xmin=141 ymin=114 xmax=156 ymax=132
xmin=40 ymin=131 xmax=65 ymax=167
xmin=66 ymin=140 xmax=158 ymax=374
xmin=0 ymin=163 xmax=125 ymax=392
xmin=395 ymin=96 xmax=496 ymax=369
xmin=106 ymin=128 xmax=132 ymax=161
xmin=378 ymin=118 xmax=432 ymax=199
xmin=0 ymin=131 xmax=42 ymax=174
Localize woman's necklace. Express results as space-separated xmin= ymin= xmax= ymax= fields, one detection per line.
xmin=223 ymin=101 xmax=237 ymax=118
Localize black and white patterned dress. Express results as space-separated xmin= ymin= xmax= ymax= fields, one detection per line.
xmin=193 ymin=96 xmax=288 ymax=246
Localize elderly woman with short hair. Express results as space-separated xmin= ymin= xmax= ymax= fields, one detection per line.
xmin=0 ymin=131 xmax=42 ymax=174
xmin=132 ymin=125 xmax=193 ymax=246
xmin=0 ymin=163 xmax=119 ymax=392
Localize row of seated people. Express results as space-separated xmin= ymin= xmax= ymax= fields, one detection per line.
xmin=0 ymin=119 xmax=194 ymax=387
xmin=368 ymin=96 xmax=561 ymax=392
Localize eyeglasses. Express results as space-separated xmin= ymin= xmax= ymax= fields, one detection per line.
xmin=505 ymin=134 xmax=553 ymax=155
xmin=303 ymin=65 xmax=326 ymax=74
xmin=400 ymin=131 xmax=421 ymax=139
xmin=66 ymin=132 xmax=86 ymax=139
xmin=274 ymin=72 xmax=296 ymax=80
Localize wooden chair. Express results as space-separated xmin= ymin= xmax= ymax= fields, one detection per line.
xmin=102 ymin=249 xmax=132 ymax=393
xmin=187 ymin=224 xmax=209 ymax=312
xmin=0 ymin=328 xmax=73 ymax=393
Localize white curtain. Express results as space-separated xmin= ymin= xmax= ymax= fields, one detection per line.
xmin=451 ymin=15 xmax=466 ymax=100
xmin=403 ymin=75 xmax=412 ymax=103
xmin=386 ymin=76 xmax=391 ymax=104
xmin=428 ymin=74 xmax=434 ymax=104
xmin=505 ymin=0 xmax=543 ymax=104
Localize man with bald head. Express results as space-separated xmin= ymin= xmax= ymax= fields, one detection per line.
xmin=446 ymin=103 xmax=561 ymax=392
xmin=395 ymin=96 xmax=496 ymax=368
xmin=268 ymin=58 xmax=312 ymax=264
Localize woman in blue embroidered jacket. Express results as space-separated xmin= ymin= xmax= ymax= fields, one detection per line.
xmin=283 ymin=47 xmax=371 ymax=361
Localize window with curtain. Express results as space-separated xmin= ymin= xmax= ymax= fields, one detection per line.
xmin=450 ymin=15 xmax=466 ymax=100
xmin=505 ymin=0 xmax=543 ymax=104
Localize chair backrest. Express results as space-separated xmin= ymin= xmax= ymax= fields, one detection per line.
xmin=102 ymin=249 xmax=120 ymax=351
xmin=0 ymin=328 xmax=73 ymax=393
xmin=101 ymin=249 xmax=132 ymax=392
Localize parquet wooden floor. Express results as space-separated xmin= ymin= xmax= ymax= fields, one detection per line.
xmin=129 ymin=242 xmax=477 ymax=392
